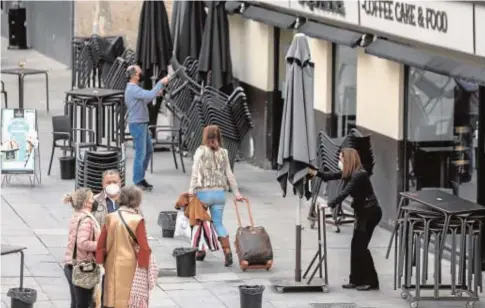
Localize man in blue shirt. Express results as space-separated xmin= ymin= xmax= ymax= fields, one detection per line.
xmin=125 ymin=65 xmax=169 ymax=190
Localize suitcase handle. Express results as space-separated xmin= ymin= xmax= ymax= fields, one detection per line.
xmin=234 ymin=198 xmax=255 ymax=228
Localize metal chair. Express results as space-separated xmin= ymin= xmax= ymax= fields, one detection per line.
xmin=47 ymin=115 xmax=97 ymax=175
xmin=1 ymin=81 xmax=7 ymax=108
xmin=149 ymin=125 xmax=185 ymax=173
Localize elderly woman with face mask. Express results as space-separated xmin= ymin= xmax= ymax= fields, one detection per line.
xmin=63 ymin=188 xmax=102 ymax=308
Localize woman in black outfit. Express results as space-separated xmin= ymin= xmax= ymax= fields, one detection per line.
xmin=309 ymin=148 xmax=382 ymax=291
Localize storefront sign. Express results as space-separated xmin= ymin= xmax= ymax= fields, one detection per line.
xmin=289 ymin=0 xmax=359 ymax=24
xmin=297 ymin=1 xmax=345 ymax=17
xmin=475 ymin=5 xmax=485 ymax=57
xmin=1 ymin=109 xmax=37 ymax=174
xmin=259 ymin=0 xmax=359 ymax=25
xmin=359 ymin=1 xmax=474 ymax=54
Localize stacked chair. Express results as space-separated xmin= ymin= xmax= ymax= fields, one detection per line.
xmin=309 ymin=129 xmax=375 ymax=232
xmin=162 ymin=57 xmax=253 ymax=169
xmin=385 ymin=193 xmax=484 ymax=308
xmin=67 ymin=36 xmax=135 ymax=150
xmin=103 ymin=49 xmax=137 ymax=91
xmin=195 ymin=86 xmax=252 ymax=167
xmin=75 ymin=144 xmax=126 ymax=193
xmin=71 ymin=35 xmax=127 ymax=89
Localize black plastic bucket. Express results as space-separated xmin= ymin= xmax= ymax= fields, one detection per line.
xmin=173 ymin=247 xmax=197 ymax=277
xmin=59 ymin=156 xmax=75 ymax=180
xmin=158 ymin=211 xmax=177 ymax=238
xmin=7 ymin=288 xmax=37 ymax=308
xmin=239 ymin=285 xmax=264 ymax=308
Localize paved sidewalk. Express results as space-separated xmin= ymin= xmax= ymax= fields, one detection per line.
xmin=1 ymin=39 xmax=484 ymax=308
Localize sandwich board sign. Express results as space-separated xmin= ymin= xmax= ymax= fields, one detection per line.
xmin=1 ymin=109 xmax=38 ymax=175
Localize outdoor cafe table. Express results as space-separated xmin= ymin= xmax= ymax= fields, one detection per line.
xmin=399 ymin=189 xmax=485 ymax=259
xmin=65 ymin=88 xmax=124 ymax=148
xmin=1 ymin=68 xmax=49 ymax=111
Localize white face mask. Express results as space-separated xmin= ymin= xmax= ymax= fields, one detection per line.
xmin=338 ymin=160 xmax=344 ymax=171
xmin=105 ymin=183 xmax=120 ymax=197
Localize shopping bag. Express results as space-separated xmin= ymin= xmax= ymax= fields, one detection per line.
xmin=174 ymin=211 xmax=191 ymax=239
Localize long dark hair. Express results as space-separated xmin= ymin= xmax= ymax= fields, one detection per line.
xmin=340 ymin=148 xmax=363 ymax=178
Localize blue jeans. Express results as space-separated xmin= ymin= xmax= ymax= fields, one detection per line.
xmin=129 ymin=122 xmax=153 ymax=184
xmin=196 ymin=190 xmax=227 ymax=237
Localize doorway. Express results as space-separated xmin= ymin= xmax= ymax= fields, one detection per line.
xmin=401 ymin=66 xmax=485 ymax=267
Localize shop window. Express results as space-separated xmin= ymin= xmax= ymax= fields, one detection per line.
xmin=333 ymin=44 xmax=357 ymax=138
xmin=405 ymin=67 xmax=479 ymax=202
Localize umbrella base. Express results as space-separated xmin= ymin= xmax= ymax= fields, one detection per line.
xmin=270 ymin=278 xmax=328 ymax=294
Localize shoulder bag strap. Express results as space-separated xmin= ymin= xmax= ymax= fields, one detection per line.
xmin=72 ymin=215 xmax=89 ymax=262
xmin=118 ymin=210 xmax=138 ymax=245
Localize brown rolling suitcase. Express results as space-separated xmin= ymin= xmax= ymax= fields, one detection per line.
xmin=234 ymin=198 xmax=273 ymax=271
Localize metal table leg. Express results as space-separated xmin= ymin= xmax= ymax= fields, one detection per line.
xmin=18 ymin=74 xmax=24 ymax=109
xmin=19 ymin=250 xmax=24 ymax=289
xmin=44 ymin=72 xmax=49 ymax=112
xmin=386 ymin=197 xmax=406 ymax=259
xmin=439 ymin=214 xmax=451 ymax=260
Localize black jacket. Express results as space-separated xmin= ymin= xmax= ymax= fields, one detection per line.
xmin=316 ymin=169 xmax=377 ymax=212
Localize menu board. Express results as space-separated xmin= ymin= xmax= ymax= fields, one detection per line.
xmin=1 ymin=109 xmax=37 ymax=174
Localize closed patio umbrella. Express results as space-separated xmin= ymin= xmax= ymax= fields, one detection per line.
xmin=198 ymin=1 xmax=233 ymax=92
xmin=171 ymin=0 xmax=187 ymax=54
xmin=175 ymin=1 xmax=207 ymax=63
xmin=276 ymin=33 xmax=317 ymax=284
xmin=135 ymin=0 xmax=173 ymax=137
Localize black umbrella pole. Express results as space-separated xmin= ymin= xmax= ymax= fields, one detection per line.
xmin=295 ymin=198 xmax=302 ymax=282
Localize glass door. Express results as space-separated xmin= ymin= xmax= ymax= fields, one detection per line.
xmin=402 ymin=67 xmax=479 ymax=202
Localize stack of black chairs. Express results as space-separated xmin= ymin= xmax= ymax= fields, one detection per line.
xmin=71 ymin=35 xmax=127 ymax=89
xmin=75 ymin=144 xmax=126 ymax=193
xmin=103 ymin=49 xmax=137 ymax=90
xmin=309 ymin=129 xmax=375 ymax=232
xmin=162 ymin=57 xmax=253 ymax=168
xmin=195 ymin=86 xmax=252 ymax=166
xmin=67 ymin=35 xmax=135 ymax=150
xmin=71 ymin=37 xmax=94 ymax=90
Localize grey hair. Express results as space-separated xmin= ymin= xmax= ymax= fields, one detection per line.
xmin=63 ymin=188 xmax=92 ymax=210
xmin=102 ymin=169 xmax=120 ymax=179
xmin=119 ymin=185 xmax=143 ymax=209
xmin=126 ymin=65 xmax=139 ymax=78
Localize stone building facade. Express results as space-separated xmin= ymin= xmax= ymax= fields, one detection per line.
xmin=74 ymin=0 xmax=174 ymax=50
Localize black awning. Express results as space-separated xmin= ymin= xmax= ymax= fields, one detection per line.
xmin=242 ymin=5 xmax=296 ymax=29
xmin=297 ymin=21 xmax=362 ymax=47
xmin=366 ymin=39 xmax=485 ymax=85
xmin=225 ymin=1 xmax=243 ymax=14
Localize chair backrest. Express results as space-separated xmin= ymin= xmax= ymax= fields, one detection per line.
xmin=52 ymin=115 xmax=71 ymax=141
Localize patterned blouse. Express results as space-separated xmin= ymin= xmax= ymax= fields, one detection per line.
xmin=188 ymin=145 xmax=239 ymax=194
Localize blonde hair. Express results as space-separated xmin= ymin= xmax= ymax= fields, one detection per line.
xmin=119 ymin=185 xmax=143 ymax=209
xmin=63 ymin=188 xmax=93 ymax=210
xmin=202 ymin=125 xmax=222 ymax=150
xmin=340 ymin=148 xmax=363 ymax=179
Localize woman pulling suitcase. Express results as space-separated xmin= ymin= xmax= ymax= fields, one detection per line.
xmin=188 ymin=125 xmax=244 ymax=265
xmin=309 ymin=148 xmax=382 ymax=291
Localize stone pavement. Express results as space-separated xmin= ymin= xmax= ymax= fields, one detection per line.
xmin=1 ymin=39 xmax=484 ymax=308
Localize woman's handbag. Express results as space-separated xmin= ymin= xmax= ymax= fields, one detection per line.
xmin=72 ymin=215 xmax=101 ymax=289
xmin=118 ymin=211 xmax=158 ymax=308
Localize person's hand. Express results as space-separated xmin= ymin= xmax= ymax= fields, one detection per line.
xmin=319 ymin=201 xmax=328 ymax=210
xmin=308 ymin=169 xmax=317 ymax=178
xmin=160 ymin=76 xmax=170 ymax=85
xmin=235 ymin=193 xmax=244 ymax=202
